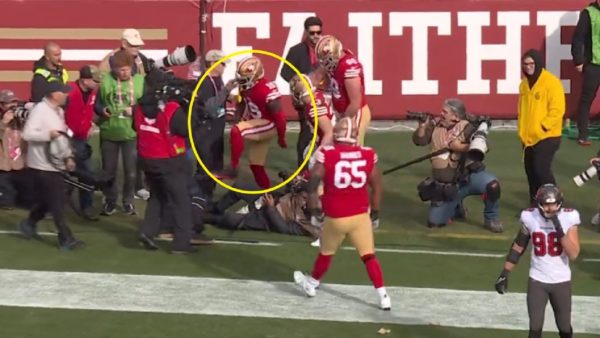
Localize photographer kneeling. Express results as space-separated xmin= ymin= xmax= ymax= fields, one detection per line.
xmin=412 ymin=98 xmax=503 ymax=232
xmin=135 ymin=72 xmax=196 ymax=254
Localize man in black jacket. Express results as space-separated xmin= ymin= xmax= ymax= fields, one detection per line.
xmin=31 ymin=42 xmax=69 ymax=103
xmin=280 ymin=16 xmax=323 ymax=166
xmin=571 ymin=0 xmax=600 ymax=146
xmin=192 ymin=50 xmax=237 ymax=200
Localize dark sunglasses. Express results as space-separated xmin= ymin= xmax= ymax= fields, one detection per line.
xmin=308 ymin=30 xmax=322 ymax=36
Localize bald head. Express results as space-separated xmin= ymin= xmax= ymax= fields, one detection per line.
xmin=43 ymin=42 xmax=62 ymax=69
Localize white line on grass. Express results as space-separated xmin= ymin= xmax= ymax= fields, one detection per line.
xmin=0 ymin=269 xmax=598 ymax=334
xmin=3 ymin=229 xmax=600 ymax=261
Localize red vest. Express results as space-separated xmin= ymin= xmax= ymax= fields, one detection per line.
xmin=65 ymin=82 xmax=96 ymax=140
xmin=135 ymin=102 xmax=187 ymax=159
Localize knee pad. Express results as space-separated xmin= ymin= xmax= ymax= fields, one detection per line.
xmin=485 ymin=180 xmax=501 ymax=202
xmin=528 ymin=330 xmax=542 ymax=338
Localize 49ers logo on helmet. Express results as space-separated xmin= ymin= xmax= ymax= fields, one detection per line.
xmin=316 ymin=35 xmax=343 ymax=73
xmin=236 ymin=56 xmax=265 ymax=91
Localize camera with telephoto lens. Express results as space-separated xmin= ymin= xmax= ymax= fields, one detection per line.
xmin=406 ymin=111 xmax=432 ymax=123
xmin=466 ymin=116 xmax=491 ymax=162
xmin=153 ymin=45 xmax=197 ymax=69
xmin=145 ymin=66 xmax=196 ymax=107
xmin=573 ymin=160 xmax=600 ymax=187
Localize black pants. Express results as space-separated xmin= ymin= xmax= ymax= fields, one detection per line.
xmin=193 ymin=117 xmax=226 ymax=199
xmin=27 ymin=169 xmax=74 ymax=244
xmin=524 ymin=137 xmax=560 ymax=204
xmin=296 ymin=108 xmax=312 ymax=167
xmin=576 ymin=63 xmax=600 ymax=140
xmin=527 ymin=278 xmax=572 ymax=337
xmin=139 ymin=155 xmax=193 ymax=250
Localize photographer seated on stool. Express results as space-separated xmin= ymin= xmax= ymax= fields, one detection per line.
xmin=412 ymin=98 xmax=503 ymax=233
xmin=20 ymin=82 xmax=84 ymax=250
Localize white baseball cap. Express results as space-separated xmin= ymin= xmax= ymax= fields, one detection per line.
xmin=205 ymin=50 xmax=230 ymax=63
xmin=122 ymin=28 xmax=144 ymax=46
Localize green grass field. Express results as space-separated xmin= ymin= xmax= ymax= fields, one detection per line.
xmin=1 ymin=130 xmax=600 ymax=338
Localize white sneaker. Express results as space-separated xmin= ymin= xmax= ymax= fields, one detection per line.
xmin=293 ymin=271 xmax=318 ymax=297
xmin=377 ymin=287 xmax=391 ymax=311
xmin=134 ymin=189 xmax=150 ymax=201
xmin=310 ymin=238 xmax=320 ymax=247
xmin=591 ymin=212 xmax=600 ymax=227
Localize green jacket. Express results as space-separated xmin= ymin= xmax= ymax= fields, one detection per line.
xmin=97 ymin=73 xmax=144 ymax=141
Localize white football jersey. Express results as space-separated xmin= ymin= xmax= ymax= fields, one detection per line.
xmin=520 ymin=208 xmax=580 ymax=284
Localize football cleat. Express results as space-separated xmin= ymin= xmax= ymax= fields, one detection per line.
xmin=293 ymin=271 xmax=318 ymax=297
xmin=377 ymin=288 xmax=391 ymax=311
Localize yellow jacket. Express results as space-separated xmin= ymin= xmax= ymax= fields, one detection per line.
xmin=517 ymin=69 xmax=565 ymax=147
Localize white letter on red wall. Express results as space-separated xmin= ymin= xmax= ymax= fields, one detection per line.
xmin=389 ymin=12 xmax=452 ymax=95
xmin=537 ymin=11 xmax=579 ymax=94
xmin=349 ymin=12 xmax=383 ymax=95
xmin=212 ymin=13 xmax=271 ymax=82
xmin=457 ymin=11 xmax=529 ymax=94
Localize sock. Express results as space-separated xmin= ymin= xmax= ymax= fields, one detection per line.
xmin=361 ymin=253 xmax=384 ymax=288
xmin=311 ymin=253 xmax=333 ymax=280
xmin=250 ymin=164 xmax=271 ymax=189
xmin=376 ymin=287 xmax=388 ymax=297
xmin=229 ymin=126 xmax=244 ymax=169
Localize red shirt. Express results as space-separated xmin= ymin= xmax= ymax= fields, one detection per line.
xmin=316 ymin=143 xmax=377 ymax=218
xmin=65 ymin=82 xmax=96 ymax=140
xmin=241 ymin=78 xmax=281 ymax=126
xmin=330 ymin=50 xmax=366 ymax=115
xmin=304 ymin=91 xmax=333 ymax=145
xmin=135 ymin=102 xmax=186 ymax=159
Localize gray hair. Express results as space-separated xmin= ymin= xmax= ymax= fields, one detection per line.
xmin=443 ymin=98 xmax=467 ymax=119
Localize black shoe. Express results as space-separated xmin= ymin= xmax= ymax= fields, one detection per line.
xmin=139 ymin=233 xmax=159 ymax=251
xmin=123 ymin=203 xmax=136 ymax=216
xmin=81 ymin=207 xmax=99 ymax=221
xmin=101 ymin=201 xmax=117 ymax=216
xmin=18 ymin=219 xmax=40 ymax=239
xmin=215 ymin=167 xmax=238 ymax=180
xmin=60 ymin=239 xmax=85 ymax=251
xmin=171 ymin=246 xmax=198 ymax=255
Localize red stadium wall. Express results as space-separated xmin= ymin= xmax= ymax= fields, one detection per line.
xmin=0 ymin=0 xmax=593 ymax=120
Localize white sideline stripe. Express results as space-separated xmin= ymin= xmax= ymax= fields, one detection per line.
xmin=0 ymin=269 xmax=599 ymax=334
xmin=346 ymin=247 xmax=503 ymax=258
xmin=3 ymin=229 xmax=600 ymax=261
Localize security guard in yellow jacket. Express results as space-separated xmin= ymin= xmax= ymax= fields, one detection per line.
xmin=31 ymin=42 xmax=69 ymax=103
xmin=518 ymin=49 xmax=565 ymax=205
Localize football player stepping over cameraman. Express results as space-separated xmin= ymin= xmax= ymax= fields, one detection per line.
xmin=293 ymin=117 xmax=390 ymax=311
xmin=224 ymin=56 xmax=287 ymax=189
xmin=315 ymin=35 xmax=371 ymax=146
xmin=495 ymin=184 xmax=580 ymax=338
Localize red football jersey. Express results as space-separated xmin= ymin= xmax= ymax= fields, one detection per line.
xmin=330 ymin=50 xmax=367 ymax=115
xmin=316 ymin=143 xmax=377 ymax=218
xmin=304 ymin=90 xmax=333 ymax=145
xmin=241 ymin=78 xmax=281 ymax=123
